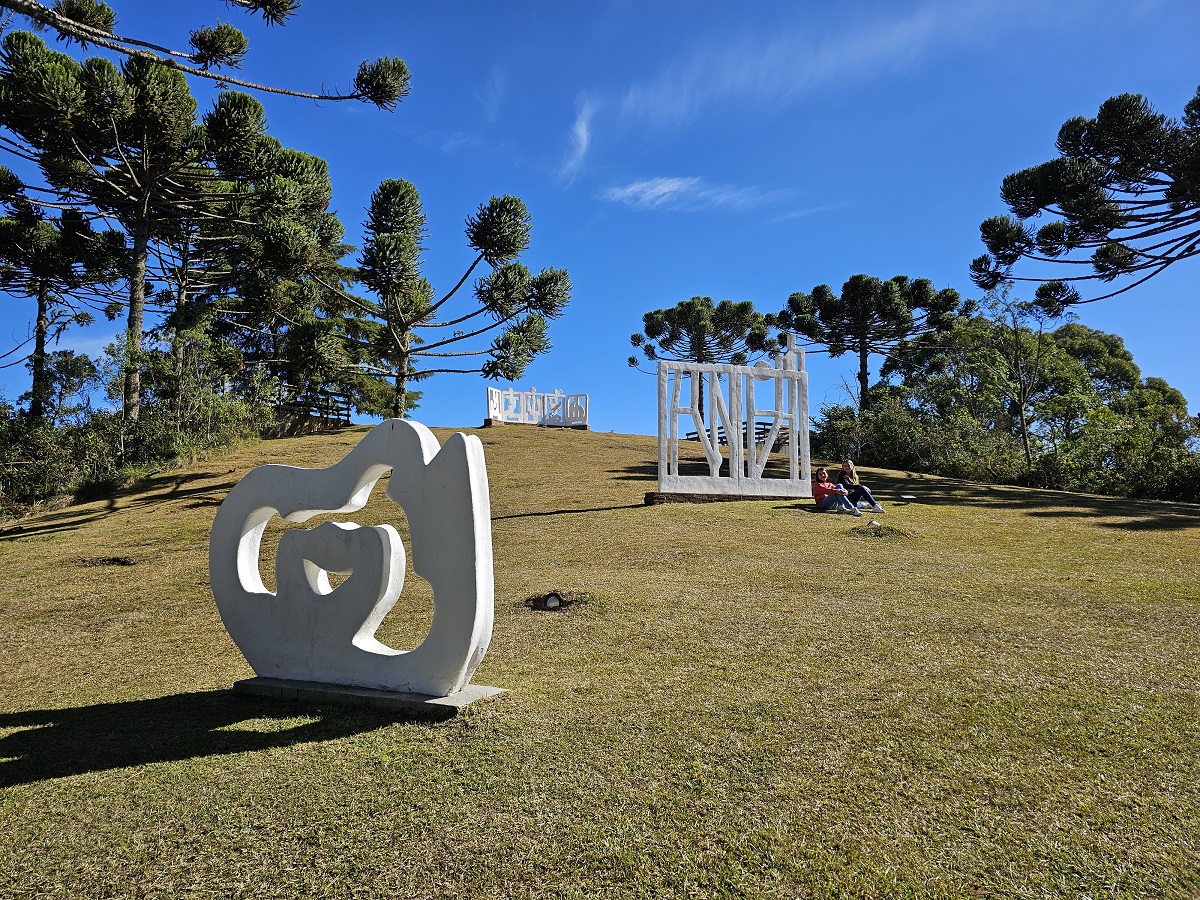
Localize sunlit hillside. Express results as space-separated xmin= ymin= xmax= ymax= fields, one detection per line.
xmin=2 ymin=425 xmax=1198 ymax=898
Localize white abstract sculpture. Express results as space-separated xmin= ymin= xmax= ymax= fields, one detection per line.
xmin=209 ymin=419 xmax=494 ymax=698
xmin=486 ymin=386 xmax=589 ymax=428
xmin=657 ymin=335 xmax=812 ymax=498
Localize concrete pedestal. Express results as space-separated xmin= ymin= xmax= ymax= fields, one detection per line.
xmin=234 ymin=676 xmax=505 ymax=717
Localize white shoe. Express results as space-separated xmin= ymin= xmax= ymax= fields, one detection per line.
xmin=871 ymin=504 xmax=885 ymax=513
xmin=852 ymin=508 xmax=863 ymax=517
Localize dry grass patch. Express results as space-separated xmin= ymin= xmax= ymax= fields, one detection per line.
xmin=1 ymin=424 xmax=1198 ymax=898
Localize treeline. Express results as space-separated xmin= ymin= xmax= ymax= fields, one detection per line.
xmin=813 ymin=292 xmax=1200 ymax=502
xmin=634 ymin=276 xmax=1200 ymax=504
xmin=0 ymin=21 xmax=568 ymax=516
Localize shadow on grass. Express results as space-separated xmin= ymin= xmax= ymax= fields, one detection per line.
xmin=611 ymin=454 xmax=1200 ymax=531
xmin=849 ymin=470 xmax=1200 ymax=532
xmin=609 ymin=453 xmax=794 ymax=483
xmin=0 ymin=476 xmax=237 ymax=542
xmin=0 ymin=690 xmax=410 ymax=787
xmin=493 ymin=503 xmax=646 ymax=521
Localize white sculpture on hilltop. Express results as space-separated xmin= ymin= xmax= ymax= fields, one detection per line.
xmin=487 ymin=386 xmax=588 ymax=428
xmin=657 ymin=335 xmax=811 ymax=498
xmin=209 ymin=419 xmax=494 ymax=698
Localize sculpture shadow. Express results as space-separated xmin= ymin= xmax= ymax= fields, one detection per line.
xmin=0 ymin=690 xmax=415 ymax=787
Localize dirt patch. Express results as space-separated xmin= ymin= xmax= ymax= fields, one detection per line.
xmin=523 ymin=590 xmax=591 ymax=612
xmin=75 ymin=556 xmax=137 ymax=567
xmin=846 ymin=522 xmax=911 ymax=540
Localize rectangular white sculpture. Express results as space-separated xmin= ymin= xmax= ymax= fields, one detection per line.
xmin=486 ymin=386 xmax=589 ymax=428
xmin=657 ymin=337 xmax=811 ymax=497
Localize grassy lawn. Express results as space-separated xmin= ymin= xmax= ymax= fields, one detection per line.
xmin=1 ymin=425 xmax=1198 ymax=898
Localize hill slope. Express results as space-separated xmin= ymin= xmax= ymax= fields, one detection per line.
xmin=1 ymin=425 xmax=1198 ymax=897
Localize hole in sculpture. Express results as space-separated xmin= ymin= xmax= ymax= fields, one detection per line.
xmin=372 ymin=509 xmax=434 ymax=654
xmin=254 ymin=479 xmax=434 ymax=652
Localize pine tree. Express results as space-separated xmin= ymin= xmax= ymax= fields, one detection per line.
xmin=972 ymin=86 xmax=1200 ymax=311
xmin=775 ymin=275 xmax=971 ymax=410
xmin=0 ymin=0 xmax=410 ymax=109
xmin=628 ymin=296 xmax=777 ymax=418
xmin=330 ymin=180 xmax=571 ymax=419
xmin=0 ymin=194 xmax=120 ymax=420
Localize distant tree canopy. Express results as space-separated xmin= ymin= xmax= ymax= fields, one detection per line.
xmin=829 ymin=307 xmax=1200 ymax=499
xmin=0 ymin=0 xmax=411 ymax=108
xmin=629 ymin=296 xmax=776 ymax=371
xmin=972 ymin=85 xmax=1200 ymax=313
xmin=773 ymin=274 xmax=971 ymax=410
xmin=629 ymin=296 xmax=777 ymax=419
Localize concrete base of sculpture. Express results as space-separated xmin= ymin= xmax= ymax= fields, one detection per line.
xmin=481 ymin=418 xmax=588 ymax=430
xmin=645 ymin=491 xmax=807 ymax=505
xmin=234 ymin=676 xmax=505 ymax=717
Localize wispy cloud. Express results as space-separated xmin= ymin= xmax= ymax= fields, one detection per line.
xmin=558 ymin=96 xmax=597 ymax=183
xmin=558 ymin=3 xmax=1017 ymax=183
xmin=602 ymin=176 xmax=798 ymax=213
xmin=618 ymin=2 xmax=1007 ymax=127
xmin=475 ymin=68 xmax=505 ymax=123
xmin=438 ymin=131 xmax=481 ymax=155
xmin=771 ymin=203 xmax=846 ymax=223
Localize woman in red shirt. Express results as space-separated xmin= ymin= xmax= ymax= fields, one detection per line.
xmin=813 ymin=467 xmax=862 ymax=516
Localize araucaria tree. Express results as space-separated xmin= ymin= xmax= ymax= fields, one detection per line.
xmin=629 ymin=296 xmax=776 ymax=369
xmin=0 ymin=34 xmax=245 ymax=424
xmin=0 ymin=1 xmax=411 ymax=511
xmin=628 ymin=296 xmax=777 ymax=416
xmin=971 ymin=85 xmax=1200 ymax=312
xmin=0 ymin=0 xmax=411 ymax=109
xmin=340 ymin=180 xmax=571 ymax=418
xmin=774 ymin=274 xmax=971 ymax=410
xmin=0 ymin=200 xmax=120 ymax=421
xmin=0 ymin=32 xmax=348 ymax=427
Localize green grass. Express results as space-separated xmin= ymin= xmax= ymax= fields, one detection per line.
xmin=1 ymin=425 xmax=1198 ymax=898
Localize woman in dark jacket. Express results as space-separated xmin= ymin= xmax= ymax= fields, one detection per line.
xmin=837 ymin=459 xmax=884 ymax=513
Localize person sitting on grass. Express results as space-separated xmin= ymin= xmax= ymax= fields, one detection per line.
xmin=837 ymin=458 xmax=885 ymax=513
xmin=813 ymin=467 xmax=861 ymax=516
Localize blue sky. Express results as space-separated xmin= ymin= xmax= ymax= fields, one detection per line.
xmin=2 ymin=1 xmax=1198 ymax=435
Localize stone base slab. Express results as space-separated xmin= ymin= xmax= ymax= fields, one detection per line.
xmin=482 ymin=419 xmax=588 ymax=430
xmin=233 ymin=676 xmax=506 ymax=717
xmin=645 ymin=491 xmax=811 ymax=505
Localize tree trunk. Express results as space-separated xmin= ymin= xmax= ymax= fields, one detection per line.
xmin=171 ymin=285 xmax=187 ymax=428
xmin=28 ymin=287 xmax=51 ymax=423
xmin=392 ymin=335 xmax=411 ymax=419
xmin=123 ymin=228 xmax=149 ymax=425
xmin=857 ymin=344 xmax=870 ymax=411
xmin=171 ymin=335 xmax=185 ymax=422
xmin=1018 ymin=403 xmax=1033 ymax=471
